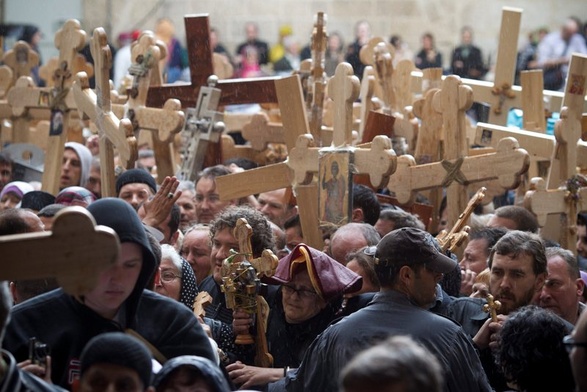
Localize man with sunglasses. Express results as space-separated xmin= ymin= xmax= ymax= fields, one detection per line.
xmin=268 ymin=227 xmax=491 ymax=392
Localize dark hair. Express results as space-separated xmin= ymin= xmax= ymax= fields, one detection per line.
xmin=346 ymin=248 xmax=380 ymax=291
xmin=210 ymin=205 xmax=275 ymax=257
xmin=340 ymin=335 xmax=443 ymax=392
xmin=493 ymin=205 xmax=539 ymax=233
xmin=0 ymin=209 xmax=37 ymax=235
xmin=469 ymin=227 xmax=508 ymax=255
xmin=168 ymin=203 xmax=180 ymax=240
xmin=196 ymin=164 xmax=231 ymax=183
xmin=378 ymin=209 xmax=425 ymax=231
xmin=545 ymin=247 xmax=580 ymax=280
xmin=352 ymin=184 xmax=380 ymax=225
xmin=12 ymin=278 xmax=58 ymax=303
xmin=488 ymin=231 xmax=547 ymax=276
xmin=37 ymin=203 xmax=67 ymax=218
xmin=20 ymin=191 xmax=56 ymax=211
xmin=223 ymin=158 xmax=258 ymax=171
xmin=496 ymin=305 xmax=574 ymax=392
xmin=0 ymin=152 xmax=14 ymax=167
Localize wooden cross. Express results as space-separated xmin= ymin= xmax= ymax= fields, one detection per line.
xmin=387 ymin=77 xmax=530 ymax=230
xmin=220 ymin=218 xmax=277 ymax=346
xmin=306 ymin=11 xmax=328 ymax=143
xmin=241 ymin=112 xmax=284 ymax=151
xmin=117 ymin=31 xmax=185 ymax=180
xmin=520 ymin=69 xmax=546 ymax=131
xmin=73 ymin=27 xmax=137 ymax=197
xmin=42 ymin=20 xmax=88 ymax=194
xmin=0 ymin=206 xmax=119 ymax=297
xmin=0 ymin=66 xmax=13 ymax=99
xmin=524 ymin=53 xmax=587 ymax=251
xmin=146 ymin=14 xmax=280 ymax=109
xmin=177 ymin=76 xmax=225 ymax=182
xmin=216 ymin=66 xmax=397 ymax=244
xmin=2 ymin=41 xmax=40 ymax=88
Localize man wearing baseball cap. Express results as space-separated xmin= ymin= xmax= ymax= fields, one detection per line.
xmin=268 ymin=227 xmax=491 ymax=392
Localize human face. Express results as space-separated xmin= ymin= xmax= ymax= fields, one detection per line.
xmin=78 ymin=363 xmax=146 ymax=392
xmin=84 ymin=242 xmax=143 ymax=319
xmin=60 ymin=148 xmax=82 ymax=188
xmin=181 ymin=229 xmax=211 ymax=284
xmin=119 ymin=183 xmax=153 ymax=210
xmin=489 ymin=252 xmax=545 ymax=315
xmin=282 ymin=269 xmax=326 ymax=324
xmin=459 ymin=239 xmax=489 ymax=274
xmin=330 ymin=232 xmax=368 ymax=265
xmin=158 ymin=366 xmax=215 ymax=392
xmin=85 ymin=166 xmax=101 ymax=198
xmin=257 ymin=189 xmax=289 ymax=228
xmin=410 ymin=265 xmax=443 ymax=308
xmin=0 ymin=192 xmax=20 ymax=210
xmin=176 ymin=191 xmax=196 ymax=232
xmin=577 ymin=225 xmax=587 ymax=258
xmin=195 ymin=178 xmax=231 ymax=224
xmin=155 ymin=257 xmax=182 ymax=301
xmin=346 ymin=258 xmax=377 ymax=295
xmin=0 ymin=162 xmax=12 ymax=190
xmin=539 ymin=255 xmax=584 ymax=324
xmin=570 ymin=312 xmax=587 ymax=391
xmin=210 ymin=228 xmax=239 ymax=284
xmin=284 ymin=226 xmax=303 ymax=253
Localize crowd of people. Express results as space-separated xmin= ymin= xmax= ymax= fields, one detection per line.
xmin=0 ymin=12 xmax=587 ymax=392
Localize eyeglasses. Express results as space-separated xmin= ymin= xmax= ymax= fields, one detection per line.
xmin=159 ymin=269 xmax=181 ymax=283
xmin=282 ymin=284 xmax=318 ymax=299
xmin=563 ymin=335 xmax=587 ymax=353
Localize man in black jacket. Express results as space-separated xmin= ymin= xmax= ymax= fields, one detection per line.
xmin=3 ymin=198 xmax=215 ymax=389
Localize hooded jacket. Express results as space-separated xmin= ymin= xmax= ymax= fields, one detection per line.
xmin=153 ymin=355 xmax=231 ymax=392
xmin=3 ymin=198 xmax=215 ymax=389
xmin=63 ymin=142 xmax=92 ymax=188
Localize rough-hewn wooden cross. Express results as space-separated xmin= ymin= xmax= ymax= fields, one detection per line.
xmin=387 ymin=76 xmax=530 ymax=229
xmin=524 ymin=54 xmax=587 ymax=251
xmin=146 ymin=14 xmax=280 ymax=109
xmin=73 ymin=28 xmax=137 ymax=197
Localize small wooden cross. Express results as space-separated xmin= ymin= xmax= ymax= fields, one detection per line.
xmin=483 ymin=293 xmax=502 ymax=322
xmin=177 ymin=76 xmax=224 ymax=182
xmin=73 ymin=28 xmax=137 ymax=197
xmin=0 ymin=206 xmax=119 ymax=297
xmin=2 ymin=41 xmax=40 ymax=87
xmin=306 ymin=11 xmax=328 ymax=142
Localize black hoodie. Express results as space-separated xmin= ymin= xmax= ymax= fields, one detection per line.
xmin=3 ymin=199 xmax=215 ymax=389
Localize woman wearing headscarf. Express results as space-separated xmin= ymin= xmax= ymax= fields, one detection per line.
xmin=0 ymin=181 xmax=34 ymax=210
xmin=227 ymin=243 xmax=362 ymax=389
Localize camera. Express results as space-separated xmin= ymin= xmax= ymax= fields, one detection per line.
xmin=28 ymin=337 xmax=50 ymax=366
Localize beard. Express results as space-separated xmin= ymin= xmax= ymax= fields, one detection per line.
xmin=495 ymin=286 xmax=536 ymax=315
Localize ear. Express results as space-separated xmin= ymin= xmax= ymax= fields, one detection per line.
xmin=398 ymin=265 xmax=414 ymax=286
xmin=575 ymin=278 xmax=585 ymax=297
xmin=351 ymin=208 xmax=364 ymax=223
xmin=534 ymin=272 xmax=547 ymax=292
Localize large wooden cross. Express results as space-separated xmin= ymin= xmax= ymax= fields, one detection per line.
xmin=386 ymin=76 xmax=530 ymax=229
xmin=0 ymin=207 xmax=119 ymax=296
xmin=115 ymin=31 xmax=185 ymax=180
xmin=216 ymin=65 xmax=396 ymax=246
xmin=73 ymin=28 xmax=137 ymax=197
xmin=524 ymin=53 xmax=587 ymax=251
xmin=146 ymin=14 xmax=280 ymax=109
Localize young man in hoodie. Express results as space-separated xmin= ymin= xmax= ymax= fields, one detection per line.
xmin=3 ymin=198 xmax=215 ymax=389
xmin=59 ymin=142 xmax=92 ymax=190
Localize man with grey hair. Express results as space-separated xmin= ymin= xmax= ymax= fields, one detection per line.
xmin=269 ymin=227 xmax=491 ymax=392
xmin=539 ymin=247 xmax=585 ymax=325
xmin=329 ymin=223 xmax=380 ymax=265
xmin=374 ymin=208 xmax=424 ymax=238
xmin=0 ymin=281 xmax=65 ymax=390
xmin=176 ymin=180 xmax=197 ymax=232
